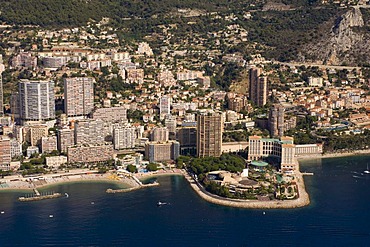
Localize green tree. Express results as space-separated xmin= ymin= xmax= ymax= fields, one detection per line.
xmin=127 ymin=164 xmax=137 ymax=173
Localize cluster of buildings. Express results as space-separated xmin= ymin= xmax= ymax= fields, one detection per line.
xmin=2 ymin=17 xmax=366 ymax=176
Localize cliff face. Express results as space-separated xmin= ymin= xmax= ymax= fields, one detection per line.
xmin=299 ymin=7 xmax=370 ymax=66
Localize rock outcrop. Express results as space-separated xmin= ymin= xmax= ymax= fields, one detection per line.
xmin=299 ymin=7 xmax=370 ymax=66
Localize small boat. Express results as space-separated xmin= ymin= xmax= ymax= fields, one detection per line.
xmin=49 ymin=215 xmax=54 ymax=218
xmin=91 ymin=202 xmax=95 ymax=205
xmin=1 ymin=211 xmax=4 ymax=214
xmin=157 ymin=201 xmax=168 ymax=206
xmin=364 ymin=164 xmax=370 ymax=174
xmin=65 ymin=193 xmax=69 ymax=198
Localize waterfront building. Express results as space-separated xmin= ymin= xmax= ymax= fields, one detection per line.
xmin=248 ymin=68 xmax=268 ymax=106
xmin=145 ymin=141 xmax=180 ymax=163
xmin=150 ymin=127 xmax=169 ymax=142
xmin=46 ymin=156 xmax=67 ymax=168
xmin=67 ymin=145 xmax=114 ymax=163
xmin=0 ymin=136 xmax=11 ymax=165
xmin=19 ymin=80 xmax=55 ymax=121
xmin=248 ymin=136 xmax=297 ymax=172
xmin=113 ymin=126 xmax=136 ymax=150
xmin=0 ymin=161 xmax=20 ymax=171
xmin=64 ymin=77 xmax=94 ymax=117
xmin=295 ymin=144 xmax=323 ymax=156
xmin=197 ymin=111 xmax=223 ymax=157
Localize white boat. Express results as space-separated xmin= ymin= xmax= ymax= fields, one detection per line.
xmin=364 ymin=164 xmax=370 ymax=174
xmin=49 ymin=215 xmax=54 ymax=218
xmin=157 ymin=201 xmax=167 ymax=206
xmin=65 ymin=193 xmax=69 ymax=198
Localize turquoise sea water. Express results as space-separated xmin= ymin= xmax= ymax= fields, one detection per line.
xmin=1 ymin=156 xmax=370 ymax=246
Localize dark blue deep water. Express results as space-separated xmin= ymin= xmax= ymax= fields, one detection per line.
xmin=1 ymin=156 xmax=370 ymax=246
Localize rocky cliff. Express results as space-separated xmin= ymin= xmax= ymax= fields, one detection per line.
xmin=298 ymin=7 xmax=370 ymax=66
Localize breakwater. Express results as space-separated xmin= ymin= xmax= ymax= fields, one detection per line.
xmin=106 ymin=182 xmax=159 ymax=194
xmin=18 ymin=192 xmax=63 ymax=202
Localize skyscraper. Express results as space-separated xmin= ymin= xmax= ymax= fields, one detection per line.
xmin=0 ymin=55 xmax=5 ymax=117
xmin=113 ymin=126 xmax=136 ymax=150
xmin=196 ymin=111 xmax=223 ymax=157
xmin=159 ymin=95 xmax=171 ymax=119
xmin=64 ymin=77 xmax=94 ymax=117
xmin=249 ymin=67 xmax=268 ymax=107
xmin=19 ymin=80 xmax=55 ymax=121
xmin=150 ymin=127 xmax=169 ymax=142
xmin=268 ymin=104 xmax=285 ymax=137
xmin=0 ymin=136 xmax=11 ymax=166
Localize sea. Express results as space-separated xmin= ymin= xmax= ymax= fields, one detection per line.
xmin=1 ymin=155 xmax=370 ymax=247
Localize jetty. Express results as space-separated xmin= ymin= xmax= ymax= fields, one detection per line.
xmin=301 ymin=172 xmax=314 ymax=176
xmin=106 ymin=181 xmax=159 ymax=194
xmin=18 ymin=191 xmax=63 ymax=202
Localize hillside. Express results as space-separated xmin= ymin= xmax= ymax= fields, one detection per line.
xmin=0 ymin=1 xmax=367 ymax=66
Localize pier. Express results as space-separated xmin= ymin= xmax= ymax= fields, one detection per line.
xmin=301 ymin=172 xmax=314 ymax=176
xmin=106 ymin=182 xmax=159 ymax=194
xmin=18 ymin=192 xmax=63 ymax=202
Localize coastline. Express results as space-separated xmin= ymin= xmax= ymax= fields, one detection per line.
xmin=182 ymin=170 xmax=310 ymax=209
xmin=0 ymin=173 xmax=134 ymax=192
xmin=0 ymin=168 xmax=311 ymax=209
xmin=297 ymin=149 xmax=370 ymax=161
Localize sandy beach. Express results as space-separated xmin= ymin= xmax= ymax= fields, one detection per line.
xmin=0 ymin=172 xmax=135 ymax=192
xmin=0 ymin=167 xmax=312 ymax=209
xmin=135 ymin=168 xmax=185 ymax=180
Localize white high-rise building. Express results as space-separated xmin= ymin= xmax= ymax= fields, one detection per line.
xmin=19 ymin=80 xmax=55 ymax=121
xmin=113 ymin=126 xmax=136 ymax=150
xmin=159 ymin=95 xmax=171 ymax=119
